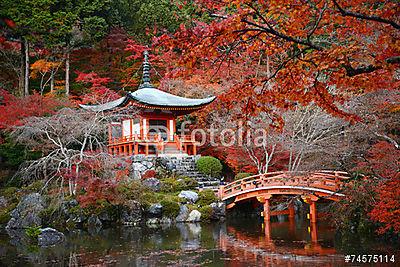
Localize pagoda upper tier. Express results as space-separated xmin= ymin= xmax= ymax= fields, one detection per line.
xmin=80 ymin=87 xmax=216 ymax=115
xmin=80 ymin=51 xmax=215 ymax=116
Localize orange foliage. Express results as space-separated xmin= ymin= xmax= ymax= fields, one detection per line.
xmin=156 ymin=0 xmax=400 ymax=123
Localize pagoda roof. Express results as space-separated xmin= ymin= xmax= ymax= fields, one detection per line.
xmin=80 ymin=88 xmax=216 ymax=112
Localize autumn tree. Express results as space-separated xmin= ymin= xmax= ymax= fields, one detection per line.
xmin=157 ymin=0 xmax=399 ymax=121
xmin=12 ymin=108 xmax=110 ymax=195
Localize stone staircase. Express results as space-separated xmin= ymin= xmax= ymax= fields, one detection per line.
xmin=131 ymin=154 xmax=221 ymax=192
xmin=163 ymin=155 xmax=221 ymax=192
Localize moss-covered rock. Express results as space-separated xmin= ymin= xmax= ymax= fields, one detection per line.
xmin=197 ymin=189 xmax=218 ymax=206
xmin=160 ymin=199 xmax=180 ymax=218
xmin=199 ymin=206 xmax=213 ymax=222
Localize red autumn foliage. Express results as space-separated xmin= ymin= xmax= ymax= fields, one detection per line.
xmin=356 ymin=141 xmax=400 ymax=179
xmin=74 ymin=71 xmax=121 ymax=104
xmin=156 ymin=0 xmax=400 ymax=123
xmin=142 ymin=169 xmax=156 ymax=179
xmin=369 ymin=173 xmax=400 ymax=234
xmin=70 ymin=157 xmax=125 ymax=208
xmin=0 ymin=89 xmax=65 ymax=130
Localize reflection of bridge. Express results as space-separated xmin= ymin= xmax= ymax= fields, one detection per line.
xmin=219 ymin=219 xmax=343 ymax=266
xmin=218 ymin=171 xmax=350 ymax=223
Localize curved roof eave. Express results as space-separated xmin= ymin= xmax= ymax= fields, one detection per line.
xmin=79 ymin=96 xmax=128 ymax=112
xmin=128 ymin=88 xmax=216 ymax=108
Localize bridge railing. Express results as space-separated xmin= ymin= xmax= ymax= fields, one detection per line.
xmin=219 ymin=170 xmax=350 ymax=200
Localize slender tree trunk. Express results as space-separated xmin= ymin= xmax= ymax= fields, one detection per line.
xmin=65 ymin=51 xmax=70 ymax=96
xmin=23 ymin=38 xmax=29 ymax=96
xmin=50 ymin=68 xmax=54 ymax=92
xmin=19 ymin=39 xmax=25 ymax=96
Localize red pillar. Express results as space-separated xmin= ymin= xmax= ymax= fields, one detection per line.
xmin=134 ymin=143 xmax=139 ymax=155
xmin=288 ymin=202 xmax=295 ymax=218
xmin=263 ymin=198 xmax=271 ymax=221
xmin=310 ymin=200 xmax=317 ymax=223
xmin=145 ymin=143 xmax=149 ymax=156
xmin=310 ymin=222 xmax=318 ymax=243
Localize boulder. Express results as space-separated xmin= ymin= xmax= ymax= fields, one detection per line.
xmin=121 ymin=200 xmax=142 ymax=225
xmin=178 ymin=191 xmax=199 ymax=203
xmin=87 ymin=215 xmax=102 ymax=229
xmin=6 ymin=193 xmax=45 ymax=229
xmin=38 ymin=228 xmax=65 ymax=247
xmin=146 ymin=218 xmax=160 ymax=225
xmin=209 ymin=202 xmax=226 ymax=220
xmin=142 ymin=178 xmax=161 ymax=192
xmin=175 ymin=205 xmax=189 ymax=222
xmin=147 ymin=203 xmax=162 ymax=217
xmin=160 ymin=217 xmax=172 ymax=225
xmin=186 ymin=210 xmax=201 ymax=222
xmin=98 ymin=210 xmax=112 ymax=223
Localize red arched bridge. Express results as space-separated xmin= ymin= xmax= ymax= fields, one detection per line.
xmin=218 ymin=170 xmax=350 ymax=223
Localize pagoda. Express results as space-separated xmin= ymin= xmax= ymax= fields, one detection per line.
xmin=80 ymin=51 xmax=216 ymax=156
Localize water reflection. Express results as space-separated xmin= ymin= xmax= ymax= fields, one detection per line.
xmin=0 ymin=217 xmax=398 ymax=266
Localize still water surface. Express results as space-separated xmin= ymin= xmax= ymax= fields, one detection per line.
xmin=0 ymin=217 xmax=398 ymax=266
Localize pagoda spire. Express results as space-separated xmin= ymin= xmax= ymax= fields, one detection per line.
xmin=139 ymin=50 xmax=154 ymax=88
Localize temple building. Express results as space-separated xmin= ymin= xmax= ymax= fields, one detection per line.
xmin=80 ymin=52 xmax=215 ymax=157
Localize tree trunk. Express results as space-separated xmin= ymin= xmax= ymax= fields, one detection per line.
xmin=19 ymin=39 xmax=25 ymax=96
xmin=65 ymin=51 xmax=70 ymax=95
xmin=50 ymin=68 xmax=54 ymax=92
xmin=23 ymin=38 xmax=29 ymax=96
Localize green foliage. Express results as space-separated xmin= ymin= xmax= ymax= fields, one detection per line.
xmin=116 ymin=180 xmax=145 ymax=201
xmin=234 ymin=172 xmax=252 ymax=180
xmin=24 ymin=180 xmax=45 ymax=193
xmin=0 ymin=210 xmax=11 ymax=225
xmin=160 ymin=176 xmax=198 ymax=193
xmin=110 ymin=0 xmax=203 ymax=43
xmin=197 ymin=189 xmax=218 ymax=206
xmin=0 ymin=135 xmax=41 ymax=168
xmin=25 ymin=226 xmax=41 ymax=239
xmin=1 ymin=187 xmax=18 ymax=199
xmin=196 ymin=156 xmax=223 ymax=177
xmin=160 ymin=199 xmax=180 ymax=218
xmin=199 ymin=206 xmax=212 ymax=222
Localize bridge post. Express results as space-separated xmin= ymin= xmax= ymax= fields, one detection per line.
xmin=288 ymin=202 xmax=295 ymax=218
xmin=257 ymin=194 xmax=272 ymax=221
xmin=310 ymin=200 xmax=317 ymax=223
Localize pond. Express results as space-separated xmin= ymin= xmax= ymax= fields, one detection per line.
xmin=0 ymin=216 xmax=399 ymax=266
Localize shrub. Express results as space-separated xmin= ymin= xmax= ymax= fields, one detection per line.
xmin=1 ymin=187 xmax=18 ymax=199
xmin=199 ymin=206 xmax=213 ymax=221
xmin=0 ymin=210 xmax=11 ymax=225
xmin=116 ymin=180 xmax=145 ymax=201
xmin=234 ymin=172 xmax=253 ymax=180
xmin=25 ymin=226 xmax=41 ymax=239
xmin=196 ymin=156 xmax=223 ymax=177
xmin=24 ymin=180 xmax=45 ymax=192
xmin=197 ymin=189 xmax=218 ymax=206
xmin=160 ymin=176 xmax=198 ymax=193
xmin=160 ymin=199 xmax=180 ymax=218
xmin=160 ymin=177 xmax=180 ymax=193
xmin=178 ymin=177 xmax=198 ymax=190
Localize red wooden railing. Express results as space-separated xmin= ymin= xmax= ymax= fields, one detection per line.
xmin=219 ymin=170 xmax=350 ymax=201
